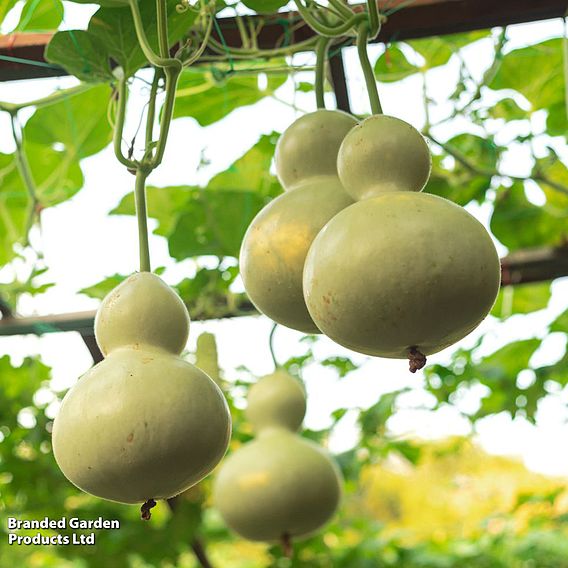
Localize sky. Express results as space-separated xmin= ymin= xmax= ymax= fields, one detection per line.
xmin=1 ymin=3 xmax=568 ymax=477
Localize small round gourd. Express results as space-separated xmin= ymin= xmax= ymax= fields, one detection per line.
xmin=213 ymin=369 xmax=342 ymax=542
xmin=240 ymin=110 xmax=357 ymax=333
xmin=53 ymin=273 xmax=232 ymax=505
xmin=337 ymin=114 xmax=431 ymax=200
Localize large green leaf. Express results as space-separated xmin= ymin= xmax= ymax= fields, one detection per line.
xmin=208 ymin=132 xmax=281 ymax=196
xmin=0 ymin=356 xmax=51 ymax=429
xmin=489 ymin=39 xmax=564 ymax=111
xmin=0 ymin=153 xmax=29 ymax=266
xmin=0 ymin=0 xmax=18 ymax=24
xmin=550 ymin=309 xmax=568 ymax=334
xmin=22 ymin=85 xmax=112 ymax=206
xmin=15 ymin=0 xmax=63 ymax=31
xmin=477 ymin=339 xmax=541 ymax=384
xmin=24 ymin=84 xmax=112 ymax=161
xmin=46 ymin=1 xmax=196 ymax=80
xmin=174 ymin=68 xmax=287 ymax=126
xmin=111 ymin=185 xmax=195 ymax=236
xmin=45 ymin=31 xmax=114 ymax=82
xmin=374 ymin=45 xmax=419 ymax=82
xmin=491 ymin=283 xmax=552 ymax=319
xmin=168 ymin=188 xmax=266 ymax=259
xmin=490 ymin=183 xmax=567 ymax=250
xmin=409 ymin=30 xmax=490 ymax=70
xmin=424 ymin=133 xmax=498 ymax=206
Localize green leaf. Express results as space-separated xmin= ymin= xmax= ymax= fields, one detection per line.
xmin=208 ymin=132 xmax=281 ymax=197
xmin=532 ymin=155 xmax=568 ymax=212
xmin=477 ymin=339 xmax=541 ymax=385
xmin=490 ymin=183 xmax=568 ymax=250
xmin=489 ymin=39 xmax=564 ymax=111
xmin=168 ymin=188 xmax=266 ymax=259
xmin=22 ymin=85 xmax=112 ymax=206
xmin=550 ymin=309 xmax=568 ymax=334
xmin=0 ymin=356 xmax=51 ymax=429
xmin=410 ymin=30 xmax=490 ymax=70
xmin=488 ymin=97 xmax=527 ymax=121
xmin=546 ymin=100 xmax=568 ymax=138
xmin=111 ymin=185 xmax=194 ymax=237
xmin=374 ymin=45 xmax=419 ymax=82
xmin=241 ymin=0 xmax=288 ymax=12
xmin=45 ymin=30 xmax=114 ymax=82
xmin=48 ymin=1 xmax=196 ymax=80
xmin=0 ymin=153 xmax=29 ymax=266
xmin=174 ymin=68 xmax=287 ymax=126
xmin=79 ymin=274 xmax=127 ymax=300
xmin=491 ymin=283 xmax=552 ymax=319
xmin=424 ymin=133 xmax=499 ymax=206
xmin=24 ymin=84 xmax=112 ymax=160
xmin=321 ymin=356 xmax=358 ymax=378
xmin=0 ymin=0 xmax=18 ymax=25
xmin=358 ymin=391 xmax=403 ymax=436
xmin=15 ymin=0 xmax=63 ymax=31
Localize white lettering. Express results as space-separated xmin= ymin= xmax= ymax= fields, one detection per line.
xmin=8 ymin=534 xmax=17 ymax=544
xmin=7 ymin=517 xmax=17 ymax=529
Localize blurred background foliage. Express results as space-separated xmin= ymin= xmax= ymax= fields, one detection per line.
xmin=0 ymin=1 xmax=567 ymax=566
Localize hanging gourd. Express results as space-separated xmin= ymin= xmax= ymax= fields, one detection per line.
xmin=302 ymin=21 xmax=501 ymax=371
xmin=214 ymin=367 xmax=342 ymax=546
xmin=239 ymin=37 xmax=357 ymax=334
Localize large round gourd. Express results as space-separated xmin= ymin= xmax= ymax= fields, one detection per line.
xmin=213 ymin=370 xmax=342 ymax=542
xmin=239 ymin=110 xmax=356 ymax=333
xmin=303 ymin=191 xmax=501 ymax=359
xmin=53 ymin=273 xmax=231 ymax=505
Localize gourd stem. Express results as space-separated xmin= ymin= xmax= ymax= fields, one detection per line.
xmin=294 ymin=0 xmax=365 ymax=38
xmin=366 ymin=0 xmax=380 ymax=38
xmin=315 ymin=36 xmax=331 ymax=109
xmin=134 ymin=168 xmax=151 ymax=273
xmin=150 ymin=66 xmax=181 ymax=169
xmin=156 ymin=0 xmax=169 ymax=59
xmin=10 ymin=113 xmax=39 ymax=242
xmin=129 ymin=0 xmax=181 ymax=70
xmin=0 ymin=83 xmax=92 ymax=114
xmin=113 ymin=75 xmax=137 ymax=169
xmin=145 ymin=68 xmax=162 ymax=150
xmin=268 ymin=323 xmax=279 ymax=369
xmin=357 ymin=21 xmax=383 ymax=114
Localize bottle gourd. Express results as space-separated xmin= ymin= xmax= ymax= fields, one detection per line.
xmin=239 ymin=110 xmax=357 ymax=333
xmin=303 ymin=115 xmax=501 ymax=370
xmin=213 ymin=369 xmax=342 ymax=542
xmin=53 ymin=273 xmax=231 ymax=505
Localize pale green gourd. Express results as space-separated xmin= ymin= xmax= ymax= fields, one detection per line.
xmin=239 ymin=110 xmax=356 ymax=333
xmin=303 ymin=116 xmax=501 ymax=368
xmin=213 ymin=369 xmax=342 ymax=542
xmin=53 ymin=273 xmax=232 ymax=504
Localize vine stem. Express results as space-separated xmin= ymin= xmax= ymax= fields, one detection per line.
xmin=129 ymin=0 xmax=181 ymax=70
xmin=269 ymin=323 xmax=279 ymax=369
xmin=113 ymin=74 xmax=138 ymax=169
xmin=294 ymin=0 xmax=365 ymax=37
xmin=10 ymin=114 xmax=39 ymax=242
xmin=0 ymin=83 xmax=92 ymax=114
xmin=134 ymin=168 xmax=151 ymax=273
xmin=315 ymin=36 xmax=331 ymax=109
xmin=145 ymin=68 xmax=162 ymax=150
xmin=357 ymin=21 xmax=383 ymax=114
xmin=156 ymin=0 xmax=169 ymax=59
xmin=150 ymin=66 xmax=181 ymax=168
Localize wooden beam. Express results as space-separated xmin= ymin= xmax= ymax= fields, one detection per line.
xmin=1 ymin=0 xmax=565 ymax=82
xmin=2 ymin=247 xmax=567 ymax=338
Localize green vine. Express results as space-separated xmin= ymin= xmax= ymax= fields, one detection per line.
xmin=357 ymin=21 xmax=383 ymax=114
xmin=315 ymin=36 xmax=331 ymax=109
